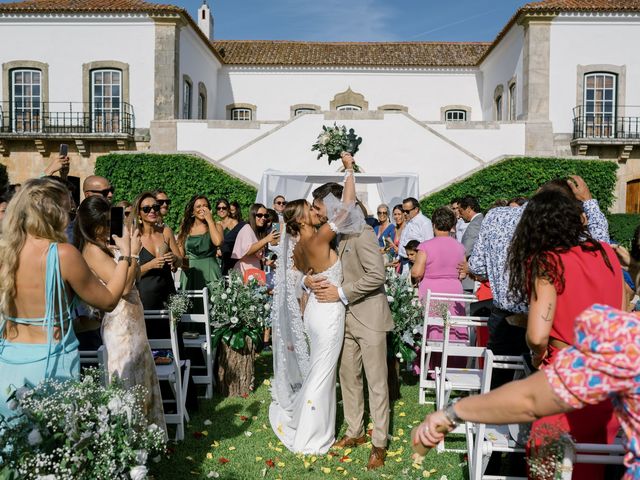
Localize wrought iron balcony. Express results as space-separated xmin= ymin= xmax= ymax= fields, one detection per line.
xmin=572 ymin=105 xmax=640 ymax=141
xmin=0 ymin=101 xmax=135 ymax=136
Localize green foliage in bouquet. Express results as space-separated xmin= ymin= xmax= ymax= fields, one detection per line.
xmin=95 ymin=153 xmax=257 ymax=231
xmin=0 ymin=369 xmax=166 ymax=480
xmin=167 ymin=290 xmax=193 ymax=322
xmin=385 ymin=270 xmax=424 ymax=363
xmin=209 ymin=271 xmax=272 ymax=352
xmin=311 ymin=123 xmax=362 ymax=171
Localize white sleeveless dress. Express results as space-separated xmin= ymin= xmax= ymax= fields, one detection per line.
xmin=269 ymin=260 xmax=345 ymax=454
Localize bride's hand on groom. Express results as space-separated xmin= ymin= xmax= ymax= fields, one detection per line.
xmin=304 ymin=274 xmax=326 ymax=291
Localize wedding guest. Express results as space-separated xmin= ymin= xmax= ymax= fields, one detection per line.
xmin=491 ymin=198 xmax=509 ymax=208
xmin=450 ymin=198 xmax=467 ymax=241
xmin=74 ymin=195 xmax=166 ymax=434
xmin=391 ymin=204 xmax=405 ymax=254
xmin=231 ymin=203 xmax=279 ymax=276
xmin=0 ymin=178 xmax=130 ymax=419
xmin=467 ymin=176 xmax=609 ymax=387
xmin=374 ymin=204 xmax=395 ymax=249
xmin=177 ymin=195 xmax=223 ymax=291
xmin=130 ymin=192 xmax=181 ymax=336
xmin=404 ymin=240 xmax=420 ymax=266
xmin=153 ymin=189 xmax=171 ymax=226
xmin=507 ymin=189 xmax=622 ymax=479
xmin=398 ymin=197 xmax=433 ymax=271
xmin=219 ymin=200 xmax=246 ymax=275
xmin=508 ymin=196 xmax=527 ymax=207
xmin=459 ymin=196 xmax=484 ymax=293
xmin=272 ymin=195 xmax=286 ymax=221
xmin=216 ymin=198 xmax=236 ymax=233
xmin=230 ymin=201 xmax=243 ymax=221
xmin=414 ymin=304 xmax=639 ymax=480
xmin=82 ymin=175 xmax=113 ymax=203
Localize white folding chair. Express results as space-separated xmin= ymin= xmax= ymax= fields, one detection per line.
xmin=559 ymin=440 xmax=626 ymax=479
xmin=469 ymin=354 xmax=528 ymax=480
xmin=180 ymin=288 xmax=215 ymax=399
xmin=79 ymin=345 xmax=109 ymax=385
xmin=419 ymin=290 xmax=489 ymax=407
xmin=173 ymin=269 xmax=182 ymax=291
xmin=146 ymin=309 xmax=191 ymax=441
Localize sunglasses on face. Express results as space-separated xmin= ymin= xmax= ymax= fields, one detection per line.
xmin=254 ymin=213 xmax=267 ymax=219
xmin=377 ymin=211 xmax=388 ymax=215
xmin=275 ymin=201 xmax=286 ymax=206
xmin=157 ymin=199 xmax=171 ymax=206
xmin=402 ymin=208 xmax=414 ymax=214
xmin=87 ymin=187 xmax=114 ymax=197
xmin=141 ymin=204 xmax=161 ymax=214
xmin=217 ymin=206 xmax=228 ymax=211
xmin=124 ymin=211 xmax=131 ymax=217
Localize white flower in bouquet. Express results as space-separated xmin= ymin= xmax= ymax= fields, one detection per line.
xmin=130 ymin=465 xmax=148 ymax=480
xmin=135 ymin=449 xmax=148 ymax=465
xmin=230 ymin=317 xmax=239 ymax=325
xmin=221 ymin=293 xmax=227 ymax=300
xmin=27 ymin=428 xmax=42 ymax=446
xmin=107 ymin=396 xmax=124 ymax=415
xmin=387 ymin=295 xmax=394 ymax=303
xmin=320 ymin=133 xmax=331 ymax=145
xmin=264 ymin=303 xmax=270 ymax=311
xmin=232 ymin=306 xmax=237 ymax=312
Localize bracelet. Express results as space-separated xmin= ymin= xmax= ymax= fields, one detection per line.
xmin=344 ymin=169 xmax=354 ymax=179
xmin=131 ymin=254 xmax=140 ymax=260
xmin=443 ymin=399 xmax=462 ymax=428
xmin=118 ymin=256 xmax=131 ymax=265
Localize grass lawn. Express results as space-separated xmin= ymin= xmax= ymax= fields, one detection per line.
xmin=151 ymin=352 xmax=467 ymax=479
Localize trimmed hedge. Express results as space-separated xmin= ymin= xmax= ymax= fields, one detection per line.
xmin=420 ymin=157 xmax=618 ymax=215
xmin=94 ymin=153 xmax=257 ymax=230
xmin=607 ymin=213 xmax=640 ymax=248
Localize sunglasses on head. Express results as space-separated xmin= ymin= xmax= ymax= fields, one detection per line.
xmin=157 ymin=199 xmax=171 ymax=206
xmin=141 ymin=204 xmax=161 ymax=214
xmin=254 ymin=213 xmax=267 ymax=219
xmin=275 ymin=201 xmax=286 ymax=206
xmin=87 ymin=187 xmax=114 ymax=197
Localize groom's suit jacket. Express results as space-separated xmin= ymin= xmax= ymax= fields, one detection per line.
xmin=338 ymin=225 xmax=393 ymax=332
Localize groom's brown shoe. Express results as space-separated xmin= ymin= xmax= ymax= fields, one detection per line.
xmin=332 ymin=434 xmax=366 ymax=449
xmin=367 ymin=446 xmax=386 ymax=470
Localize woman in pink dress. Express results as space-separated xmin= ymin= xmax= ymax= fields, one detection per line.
xmin=231 ymin=203 xmax=279 ymax=276
xmin=411 ymin=206 xmax=467 ymax=344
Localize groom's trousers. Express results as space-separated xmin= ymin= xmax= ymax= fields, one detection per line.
xmin=339 ymin=314 xmax=389 ymax=449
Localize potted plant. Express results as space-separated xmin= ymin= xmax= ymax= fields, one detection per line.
xmin=209 ymin=271 xmax=272 ymax=397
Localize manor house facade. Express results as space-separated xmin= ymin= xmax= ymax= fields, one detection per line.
xmin=0 ymin=0 xmax=639 ymax=211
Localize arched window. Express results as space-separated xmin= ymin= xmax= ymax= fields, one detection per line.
xmin=583 ymin=72 xmax=616 ymax=137
xmin=494 ymin=84 xmax=504 ymax=121
xmin=197 ymin=82 xmax=207 ymax=120
xmin=508 ymin=82 xmax=516 ymax=121
xmin=294 ymin=108 xmax=315 ymax=116
xmin=11 ymin=68 xmax=41 ymax=132
xmin=445 ymin=109 xmax=467 ymax=122
xmin=182 ymin=76 xmax=192 ymax=119
xmin=495 ymin=95 xmax=503 ymax=121
xmin=230 ymin=108 xmax=252 ymax=121
xmin=336 ymin=104 xmax=362 ymax=111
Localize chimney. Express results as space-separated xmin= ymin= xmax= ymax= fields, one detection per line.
xmin=197 ymin=0 xmax=214 ymax=41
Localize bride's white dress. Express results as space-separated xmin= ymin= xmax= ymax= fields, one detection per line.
xmin=269 ymin=260 xmax=345 ymax=454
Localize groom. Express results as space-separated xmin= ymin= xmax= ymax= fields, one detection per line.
xmin=307 ymin=181 xmax=394 ymax=470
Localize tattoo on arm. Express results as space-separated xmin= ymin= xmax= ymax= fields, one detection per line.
xmin=541 ymin=303 xmax=553 ymax=322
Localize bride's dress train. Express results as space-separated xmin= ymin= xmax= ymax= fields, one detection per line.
xmin=269 ymin=260 xmax=344 ymax=454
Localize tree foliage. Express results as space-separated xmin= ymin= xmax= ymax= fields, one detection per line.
xmin=607 ymin=213 xmax=640 ymax=248
xmin=420 ymin=157 xmax=618 ymax=215
xmin=95 ymin=153 xmax=257 ymax=230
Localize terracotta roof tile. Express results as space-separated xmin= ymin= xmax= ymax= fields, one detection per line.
xmin=0 ymin=0 xmax=182 ymax=14
xmin=522 ymin=0 xmax=640 ymax=13
xmin=212 ymin=40 xmax=490 ymax=67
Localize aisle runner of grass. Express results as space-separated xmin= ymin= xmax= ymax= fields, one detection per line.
xmin=152 ymin=353 xmax=466 ymax=479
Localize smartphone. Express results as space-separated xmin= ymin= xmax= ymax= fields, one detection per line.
xmin=59 ymin=143 xmax=68 ymax=157
xmin=109 ymin=207 xmax=124 ymax=245
xmin=271 ymin=222 xmax=280 ymax=234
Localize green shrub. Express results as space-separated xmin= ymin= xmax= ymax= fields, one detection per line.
xmin=95 ymin=153 xmax=257 ymax=230
xmin=607 ymin=213 xmax=640 ymax=249
xmin=420 ymin=157 xmax=618 ymax=215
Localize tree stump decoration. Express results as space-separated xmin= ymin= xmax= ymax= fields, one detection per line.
xmin=216 ymin=336 xmax=256 ymax=397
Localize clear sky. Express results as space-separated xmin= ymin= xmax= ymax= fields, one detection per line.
xmin=181 ymin=0 xmax=531 ymax=42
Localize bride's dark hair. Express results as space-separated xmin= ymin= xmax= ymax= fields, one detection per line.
xmin=283 ymin=200 xmax=307 ymax=236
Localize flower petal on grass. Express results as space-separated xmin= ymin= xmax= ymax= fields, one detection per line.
xmin=218 ymin=457 xmax=230 ymax=464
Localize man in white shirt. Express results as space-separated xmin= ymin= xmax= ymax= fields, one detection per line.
xmin=451 ymin=198 xmax=468 ymax=241
xmin=398 ymin=197 xmax=433 ymax=272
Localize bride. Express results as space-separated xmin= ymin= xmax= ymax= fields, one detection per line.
xmin=269 ymin=153 xmax=363 ymax=454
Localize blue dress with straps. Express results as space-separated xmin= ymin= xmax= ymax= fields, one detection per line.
xmin=0 ymin=243 xmax=79 ymax=419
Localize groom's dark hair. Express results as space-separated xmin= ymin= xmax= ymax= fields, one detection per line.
xmin=312 ymin=182 xmax=343 ymax=201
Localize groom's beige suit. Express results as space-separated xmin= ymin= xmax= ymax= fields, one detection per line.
xmin=337 ymin=225 xmax=394 ymax=448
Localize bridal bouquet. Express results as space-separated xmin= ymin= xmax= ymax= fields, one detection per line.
xmin=385 ymin=270 xmax=424 ymax=363
xmin=209 ymin=271 xmax=272 ymax=351
xmin=311 ymin=123 xmax=362 ymax=171
xmin=0 ymin=370 xmax=166 ymax=479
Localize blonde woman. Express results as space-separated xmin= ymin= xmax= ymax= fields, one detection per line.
xmin=0 ymin=178 xmax=132 ymax=419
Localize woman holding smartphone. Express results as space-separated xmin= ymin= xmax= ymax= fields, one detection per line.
xmin=177 ymin=195 xmax=223 ymax=291
xmin=231 ymin=203 xmax=279 ymax=277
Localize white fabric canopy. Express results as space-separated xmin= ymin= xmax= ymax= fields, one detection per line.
xmin=257 ymin=170 xmax=419 ymax=212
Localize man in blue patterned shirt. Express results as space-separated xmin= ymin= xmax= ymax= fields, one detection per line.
xmin=465 ymin=176 xmax=609 ymax=383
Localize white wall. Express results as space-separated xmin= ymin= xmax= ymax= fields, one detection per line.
xmin=0 ymin=15 xmax=156 ymax=128
xmin=216 ymin=67 xmax=483 ymax=121
xmin=478 ymin=24 xmax=524 ymax=121
xmin=179 ymin=24 xmax=221 ymax=120
xmin=176 ymin=112 xmax=526 ymax=204
xmin=549 ymin=14 xmax=640 ymax=133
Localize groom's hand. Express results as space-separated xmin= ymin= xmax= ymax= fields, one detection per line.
xmin=305 ymin=275 xmax=327 ymax=292
xmin=314 ymin=283 xmax=340 ymax=303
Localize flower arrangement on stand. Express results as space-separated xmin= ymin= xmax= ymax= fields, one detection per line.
xmin=311 ymin=123 xmax=362 ymax=171
xmin=209 ymin=271 xmax=272 ymax=397
xmin=0 ymin=369 xmax=166 ymax=480
xmin=384 ymin=269 xmax=424 ymax=399
xmin=527 ymin=423 xmax=574 ymax=479
xmin=167 ymin=290 xmax=192 ymax=322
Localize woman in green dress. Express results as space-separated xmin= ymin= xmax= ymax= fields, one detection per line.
xmin=177 ymin=195 xmax=224 ymax=291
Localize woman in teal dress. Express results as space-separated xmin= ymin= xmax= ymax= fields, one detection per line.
xmin=178 ymin=195 xmax=224 ymax=291
xmin=0 ymin=178 xmax=132 ymax=420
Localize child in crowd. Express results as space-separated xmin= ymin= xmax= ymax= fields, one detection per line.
xmin=404 ymin=240 xmax=420 ymax=265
